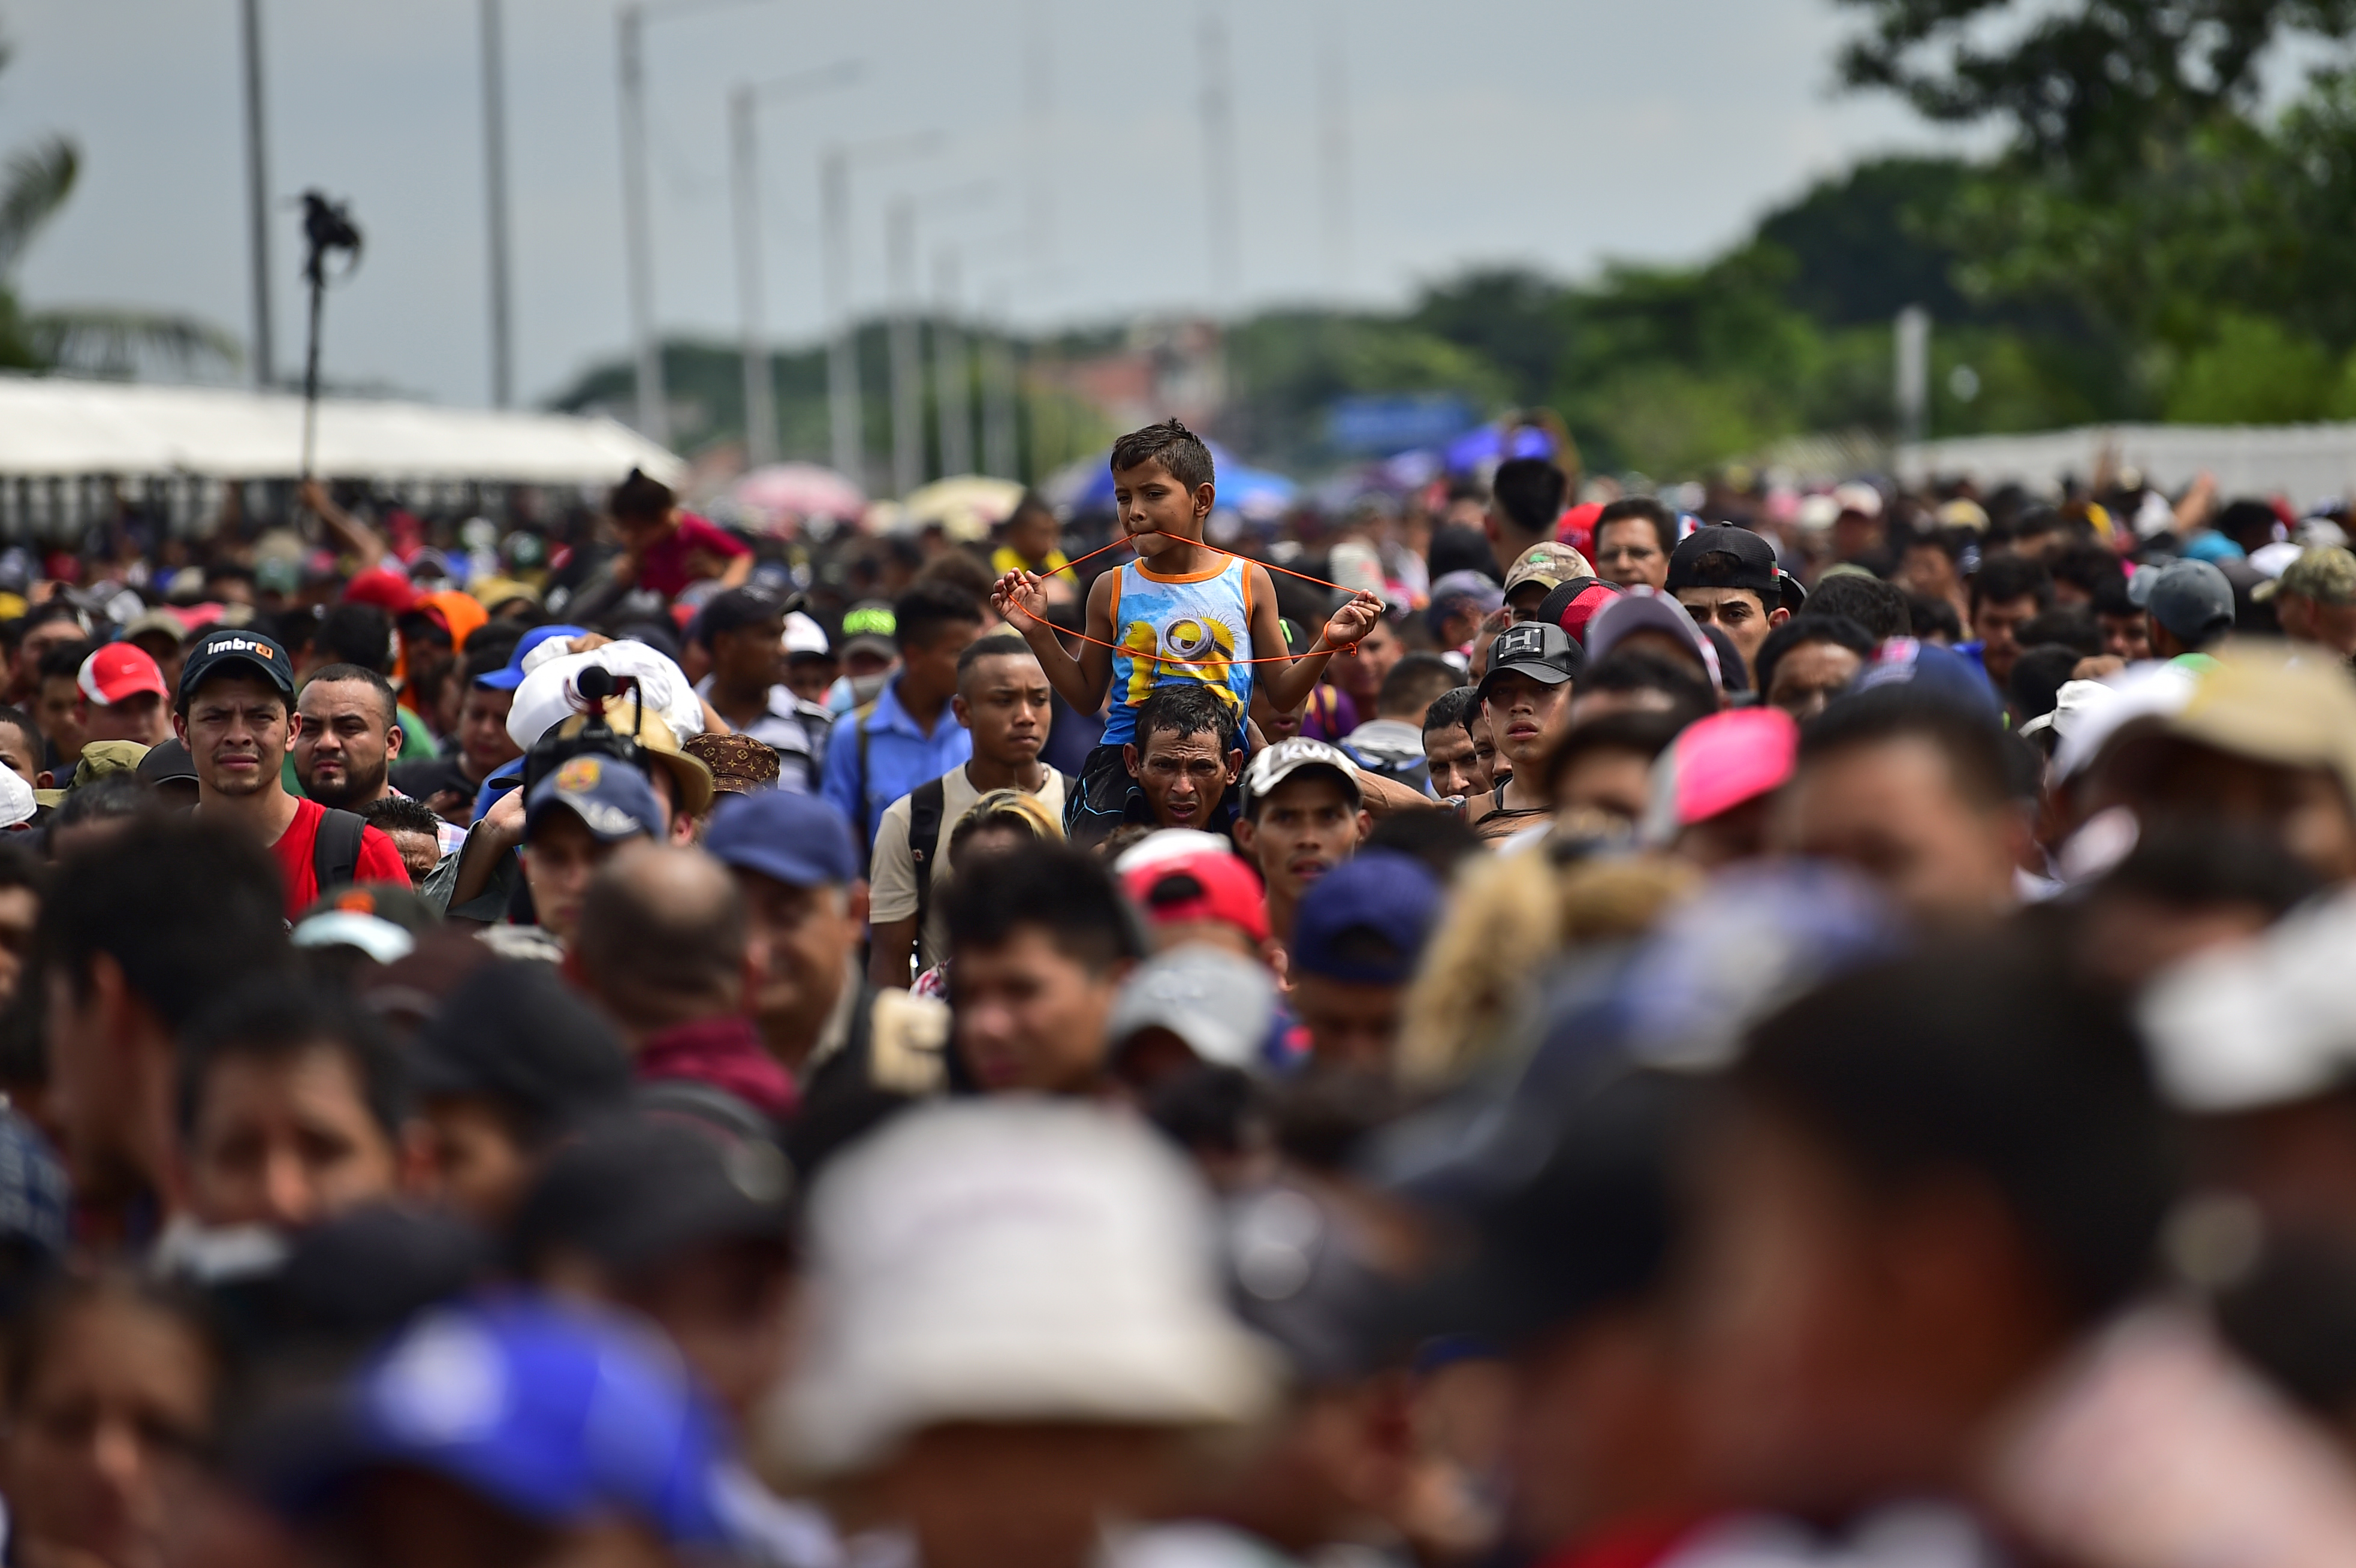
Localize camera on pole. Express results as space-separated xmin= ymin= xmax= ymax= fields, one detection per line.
xmin=297 ymin=189 xmax=363 ymax=488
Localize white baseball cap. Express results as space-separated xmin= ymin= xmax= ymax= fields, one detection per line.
xmin=782 ymin=610 xmax=829 ymax=659
xmin=2142 ymin=889 xmax=2356 ymax=1113
xmin=1240 ymin=737 xmax=1359 ymax=806
xmin=763 ymin=1100 xmax=1276 ymax=1478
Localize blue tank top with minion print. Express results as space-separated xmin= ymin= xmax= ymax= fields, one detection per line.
xmin=1100 ymin=555 xmax=1256 ymax=747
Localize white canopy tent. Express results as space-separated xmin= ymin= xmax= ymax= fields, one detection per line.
xmin=0 ymin=374 xmax=682 ymax=485
xmin=1897 ymin=421 xmax=2356 ymax=503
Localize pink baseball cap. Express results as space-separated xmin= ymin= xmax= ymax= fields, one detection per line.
xmin=1648 ymin=707 xmax=1797 ymax=837
xmin=78 ymin=643 xmax=170 ymax=707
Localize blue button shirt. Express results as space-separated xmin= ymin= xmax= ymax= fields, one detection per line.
xmin=821 ymin=676 xmax=972 ymax=858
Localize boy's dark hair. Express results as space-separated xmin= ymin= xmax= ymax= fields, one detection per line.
xmin=303 ymin=663 xmax=400 ymax=725
xmin=313 ymin=604 xmax=397 ymax=675
xmin=1109 ymin=419 xmax=1215 ymax=493
xmin=943 ymin=842 xmax=1144 ymax=973
xmin=37 ymin=818 xmax=288 ymax=1033
xmin=1424 ymin=686 xmax=1481 ymax=737
xmin=2009 ymin=644 xmax=2087 ymax=722
xmin=1377 ymin=653 xmax=1459 ymax=721
xmin=1491 ymin=459 xmax=1568 ymax=537
xmin=1754 ymin=614 xmax=1876 ymax=702
xmin=1135 ymin=682 xmax=1240 ymax=755
xmin=1595 ymin=497 xmax=1675 ymax=554
xmin=1540 ymin=708 xmax=1689 ymax=795
xmin=1969 ymin=553 xmax=2056 ymax=614
xmin=1579 ymin=649 xmax=1717 ymax=732
xmin=2051 ymin=541 xmax=2127 ymax=599
xmin=609 ymin=467 xmax=675 ymax=521
xmin=50 ymin=774 xmax=155 ymax=834
xmin=361 ymin=794 xmax=445 ymax=840
xmin=1804 ymin=573 xmax=1911 ymax=641
xmin=37 ymin=639 xmax=93 ymax=686
xmin=2019 ymin=605 xmax=2101 ymax=657
xmin=1736 ymin=931 xmax=2178 ymax=1322
xmin=956 ymin=632 xmax=1036 ymax=683
xmin=892 ymin=581 xmax=985 ymax=652
xmin=178 ymin=979 xmax=408 ymax=1140
xmin=1363 ymin=809 xmax=1483 ymax=879
xmin=1906 ymin=593 xmax=1963 ymax=644
xmin=1799 ymin=684 xmax=2013 ymax=812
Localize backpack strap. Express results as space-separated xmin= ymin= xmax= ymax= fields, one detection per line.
xmin=849 ymin=699 xmax=879 ymax=870
xmin=312 ymin=807 xmax=367 ymax=895
xmin=907 ymin=777 xmax=949 ymax=946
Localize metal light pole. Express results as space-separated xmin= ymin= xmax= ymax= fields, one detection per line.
xmin=886 ymin=200 xmax=922 ymax=497
xmin=820 ymin=131 xmax=944 ymax=489
xmin=932 ymin=248 xmax=972 ymax=477
xmin=239 ymin=0 xmax=274 ymax=387
xmin=481 ymin=0 xmax=515 ymax=408
xmin=729 ymin=61 xmax=859 ymax=469
xmin=981 ymin=290 xmax=1018 ymax=481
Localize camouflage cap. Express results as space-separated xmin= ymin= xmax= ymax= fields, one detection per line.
xmin=1502 ymin=541 xmax=1595 ymax=597
xmin=2274 ymin=546 xmax=2356 ymax=607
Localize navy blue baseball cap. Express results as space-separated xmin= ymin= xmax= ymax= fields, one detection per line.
xmin=177 ymin=627 xmax=296 ymax=701
xmin=704 ymin=789 xmax=860 ymax=888
xmin=263 ymin=1295 xmax=734 ymax=1546
xmin=524 ymin=753 xmax=664 ymax=843
xmin=476 ymin=624 xmax=587 ymax=691
xmin=1290 ymin=849 xmax=1443 ymax=985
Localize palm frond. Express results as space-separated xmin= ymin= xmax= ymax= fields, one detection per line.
xmin=26 ymin=307 xmax=242 ymax=379
xmin=0 ymin=134 xmax=79 ymax=280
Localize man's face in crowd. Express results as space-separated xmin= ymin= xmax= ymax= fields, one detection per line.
xmin=1334 ymin=618 xmax=1401 ymax=702
xmin=174 ymin=676 xmax=291 ymax=800
xmin=735 ymin=869 xmax=861 ymax=1035
xmin=957 ymin=652 xmax=1052 ymax=769
xmin=2279 ymin=592 xmax=2356 ymax=657
xmin=1765 ymin=641 xmax=1864 ymax=721
xmin=385 ymin=828 xmax=442 ymax=888
xmin=520 ymin=811 xmax=629 ymax=943
xmin=2098 ymin=609 xmax=2152 ymax=664
xmin=1592 ymin=520 xmax=1668 ymax=592
xmin=1425 ymin=722 xmax=1486 ymax=800
xmin=1896 ymin=544 xmax=1958 ymax=602
xmin=0 ymin=720 xmax=38 ymax=788
xmin=1775 ymin=736 xmax=2022 ymax=925
xmin=1235 ymin=774 xmax=1366 ymax=909
xmin=1676 ymin=588 xmax=1784 ymax=680
xmin=1006 ymin=506 xmax=1060 ymax=565
xmin=36 ymin=675 xmax=86 ymax=764
xmin=183 ymin=1044 xmax=403 ymax=1231
xmin=1471 ymin=708 xmax=1504 ymax=785
xmin=294 ymin=678 xmax=399 ymax=809
xmin=954 ymin=927 xmax=1126 ymax=1094
xmin=1126 ymin=725 xmax=1241 ymax=831
xmin=421 ymin=1096 xmax=532 ymax=1228
xmin=1292 ymin=973 xmax=1405 ymax=1074
xmin=1972 ymin=593 xmax=2041 ymax=687
xmin=714 ymin=616 xmax=786 ymax=692
xmin=1506 ymin=582 xmax=1554 ymax=622
xmin=1555 ymin=745 xmax=1652 ymax=830
xmin=16 ymin=621 xmax=86 ymax=688
xmin=83 ymin=692 xmax=168 ymax=749
xmin=458 ymin=684 xmax=520 ymax=782
xmin=1484 ymin=671 xmax=1574 ymax=772
xmin=785 ymin=654 xmax=837 ymax=706
xmin=900 ymin=623 xmax=984 ymax=702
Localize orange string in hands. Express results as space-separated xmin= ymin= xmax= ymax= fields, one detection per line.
xmin=993 ymin=530 xmax=1381 ymax=668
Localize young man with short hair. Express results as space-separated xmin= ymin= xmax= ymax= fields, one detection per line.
xmin=1486 ymin=457 xmax=1569 ymax=573
xmin=32 ymin=638 xmax=91 ymax=778
xmin=1343 ymin=652 xmax=1458 ymax=795
xmin=1964 ymin=553 xmax=2054 ymax=692
xmin=176 ymin=979 xmax=421 ymax=1232
xmin=515 ymin=755 xmax=665 ymax=951
xmin=823 ymin=581 xmax=987 ymax=853
xmin=1667 ymin=524 xmax=1791 ymax=685
xmin=870 ymin=634 xmax=1068 ymax=988
xmin=1422 ymin=686 xmax=1488 ymax=801
xmin=1287 ymin=849 xmax=1441 ymax=1075
xmin=943 ymin=841 xmax=1143 ymax=1094
xmin=360 ymin=794 xmax=446 ymax=887
xmin=1123 ymin=683 xmax=1245 ymax=838
xmin=76 ymin=644 xmax=171 ymax=749
xmin=292 ymin=663 xmax=405 ymax=810
xmin=1233 ymin=738 xmax=1371 ymax=949
xmin=1589 ymin=497 xmax=1674 ymax=592
xmin=1754 ymin=614 xmax=1876 ymax=721
xmin=2133 ymin=557 xmax=2237 ymax=661
xmin=1465 ymin=622 xmax=1582 ymax=842
xmin=174 ymin=629 xmax=409 ymax=915
xmin=694 ymin=586 xmax=832 ymax=792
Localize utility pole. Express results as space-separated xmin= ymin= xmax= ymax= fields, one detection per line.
xmin=887 ymin=200 xmax=923 ymax=497
xmin=239 ymin=0 xmax=274 ymax=388
xmin=821 ymin=131 xmax=944 ymax=489
xmin=1317 ymin=19 xmax=1351 ymax=295
xmin=981 ymin=295 xmax=1017 ymax=482
xmin=1197 ymin=5 xmax=1239 ymax=311
xmin=729 ymin=62 xmax=859 ymax=471
xmin=933 ymin=248 xmax=972 ymax=477
xmin=616 ymin=5 xmax=663 ymax=444
xmin=481 ymin=0 xmax=515 ymax=408
xmin=1024 ymin=1 xmax=1054 ymax=282
xmin=1895 ymin=305 xmax=1930 ymax=447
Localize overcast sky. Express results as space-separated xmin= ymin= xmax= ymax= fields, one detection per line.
xmin=0 ymin=0 xmax=1962 ymax=411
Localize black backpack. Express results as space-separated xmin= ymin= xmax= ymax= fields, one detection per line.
xmin=311 ymin=807 xmax=367 ymax=894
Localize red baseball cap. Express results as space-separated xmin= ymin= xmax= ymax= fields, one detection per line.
xmin=78 ymin=643 xmax=170 ymax=707
xmin=1121 ymin=848 xmax=1270 ymax=946
xmin=342 ymin=566 xmax=420 ymax=616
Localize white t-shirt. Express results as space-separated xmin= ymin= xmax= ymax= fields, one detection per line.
xmin=870 ymin=765 xmax=1069 ymax=972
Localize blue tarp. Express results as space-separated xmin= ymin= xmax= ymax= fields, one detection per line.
xmin=1063 ymin=440 xmax=1299 ymax=520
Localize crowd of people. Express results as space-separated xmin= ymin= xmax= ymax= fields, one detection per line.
xmin=0 ymin=415 xmax=2352 ymax=1568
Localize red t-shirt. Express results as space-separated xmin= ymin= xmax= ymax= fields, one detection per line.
xmin=272 ymin=797 xmax=412 ymax=916
xmin=637 ymin=512 xmax=750 ymax=599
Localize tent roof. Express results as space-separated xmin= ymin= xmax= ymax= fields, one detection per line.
xmin=0 ymin=375 xmax=683 ymax=486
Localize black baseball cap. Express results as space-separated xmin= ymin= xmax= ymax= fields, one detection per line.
xmin=695 ymin=585 xmax=803 ymax=643
xmin=411 ymin=961 xmax=632 ymax=1144
xmin=135 ymin=736 xmax=200 ymax=787
xmin=1667 ymin=524 xmax=1779 ymax=593
xmin=511 ymin=1116 xmax=794 ymax=1279
xmin=1476 ymin=620 xmax=1583 ymax=700
xmin=177 ymin=627 xmax=297 ymax=703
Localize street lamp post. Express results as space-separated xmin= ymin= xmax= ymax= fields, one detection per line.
xmin=820 ymin=131 xmax=944 ymax=490
xmin=481 ymin=0 xmax=515 ymax=408
xmin=932 ymin=248 xmax=972 ymax=478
